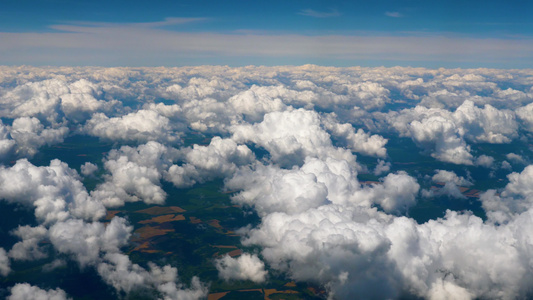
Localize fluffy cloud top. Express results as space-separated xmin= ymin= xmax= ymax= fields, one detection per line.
xmin=84 ymin=110 xmax=179 ymax=144
xmin=2 ymin=65 xmax=533 ymax=299
xmin=0 ymin=159 xmax=105 ymax=223
xmin=231 ymin=109 xmax=357 ymax=167
xmin=8 ymin=283 xmax=70 ymax=300
xmin=215 ymin=253 xmax=268 ymax=283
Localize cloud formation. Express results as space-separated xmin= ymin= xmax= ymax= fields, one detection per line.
xmin=1 ymin=65 xmax=533 ymax=299
xmin=215 ymin=253 xmax=268 ymax=283
xmin=8 ymin=283 xmax=70 ymax=300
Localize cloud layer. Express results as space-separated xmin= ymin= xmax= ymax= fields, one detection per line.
xmin=1 ymin=65 xmax=533 ymax=299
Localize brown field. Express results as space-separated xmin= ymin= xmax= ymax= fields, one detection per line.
xmin=227 ymin=249 xmax=242 ymax=257
xmin=264 ymin=288 xmax=299 ymax=299
xmin=465 ymin=189 xmax=482 ymax=197
xmin=190 ymin=216 xmax=202 ymax=224
xmin=284 ymin=282 xmax=296 ymax=287
xmin=307 ymin=287 xmax=326 ymax=296
xmin=132 ymin=225 xmax=174 ymax=241
xmin=360 ymin=180 xmax=381 ymax=186
xmin=132 ymin=241 xmax=159 ymax=254
xmin=105 ymin=210 xmax=121 ymax=220
xmin=208 ymin=219 xmax=222 ymax=229
xmin=212 ymin=245 xmax=237 ymax=249
xmin=207 ymin=292 xmax=230 ymax=300
xmin=458 ymin=186 xmax=470 ymax=193
xmin=135 ymin=206 xmax=186 ymax=215
xmin=237 ymin=289 xmax=263 ymax=293
xmin=139 ymin=214 xmax=185 ymax=224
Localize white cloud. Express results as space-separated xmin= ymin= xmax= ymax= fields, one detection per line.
xmin=231 ymin=109 xmax=356 ymax=167
xmin=8 ymin=225 xmax=48 ymax=261
xmin=323 ymin=114 xmax=388 ymax=158
xmin=374 ymin=159 xmax=391 ymax=176
xmin=0 ymin=120 xmax=15 ymax=160
xmin=0 ymin=159 xmax=105 ymax=224
xmin=49 ymin=217 xmax=131 ymax=267
xmin=215 ymin=253 xmax=268 ymax=283
xmin=480 ymin=165 xmax=533 ymax=224
xmin=97 ymin=253 xmax=207 ymax=298
xmin=475 ymin=155 xmax=495 ymax=168
xmin=10 ymin=117 xmax=68 ymax=157
xmin=516 ymin=103 xmax=533 ymax=132
xmin=228 ymin=85 xmax=290 ymax=122
xmin=91 ymin=142 xmax=176 ymax=207
xmin=2 ymin=65 xmax=533 ymax=300
xmin=8 ymin=283 xmax=70 ymax=300
xmin=370 ymin=172 xmax=420 ymax=213
xmin=165 ymin=137 xmax=254 ymax=188
xmin=432 ymin=170 xmax=472 ymax=186
xmin=453 ymin=100 xmax=517 ymax=144
xmin=84 ymin=110 xmax=180 ymax=144
xmin=506 ymin=153 xmax=526 ymax=164
xmin=81 ymin=162 xmax=98 ymax=176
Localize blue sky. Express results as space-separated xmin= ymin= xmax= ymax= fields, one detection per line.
xmin=1 ymin=0 xmax=532 ymax=68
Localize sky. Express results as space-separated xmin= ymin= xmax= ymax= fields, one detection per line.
xmin=1 ymin=0 xmax=533 ymax=68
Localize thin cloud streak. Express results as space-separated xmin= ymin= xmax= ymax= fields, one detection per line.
xmin=298 ymin=8 xmax=341 ymax=18
xmin=385 ymin=11 xmax=403 ymax=18
xmin=58 ymin=17 xmax=208 ymax=29
xmin=1 ymin=21 xmax=532 ymax=66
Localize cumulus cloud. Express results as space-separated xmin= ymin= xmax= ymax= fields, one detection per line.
xmin=0 ymin=120 xmax=15 ymax=160
xmin=84 ymin=110 xmax=179 ymax=144
xmin=506 ymin=153 xmax=526 ymax=165
xmin=8 ymin=225 xmax=48 ymax=261
xmin=49 ymin=217 xmax=131 ymax=267
xmin=231 ymin=109 xmax=355 ymax=167
xmin=322 ymin=114 xmax=388 ymax=158
xmin=2 ymin=65 xmax=533 ymax=300
xmin=10 ymin=117 xmax=68 ymax=157
xmin=475 ymin=155 xmax=495 ymax=168
xmin=425 ymin=170 xmax=473 ymax=199
xmin=91 ymin=142 xmax=177 ymax=207
xmin=0 ymin=79 xmax=69 ymax=123
xmin=370 ymin=172 xmax=420 ymax=213
xmin=0 ymin=78 xmax=118 ymax=125
xmin=516 ymin=102 xmax=533 ymax=132
xmin=374 ymin=159 xmax=391 ymax=176
xmin=215 ymin=253 xmax=268 ymax=283
xmin=165 ymin=137 xmax=254 ymax=188
xmin=97 ymin=253 xmax=207 ymax=298
xmin=432 ymin=170 xmax=473 ymax=186
xmin=480 ymin=165 xmax=533 ymax=224
xmin=228 ymin=85 xmax=291 ymax=122
xmin=453 ymin=100 xmax=518 ymax=144
xmin=80 ymin=162 xmax=98 ymax=176
xmin=8 ymin=283 xmax=70 ymax=300
xmin=383 ymin=99 xmax=521 ymax=165
xmin=0 ymin=159 xmax=105 ymax=223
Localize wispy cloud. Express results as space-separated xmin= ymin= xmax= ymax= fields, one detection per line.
xmin=385 ymin=11 xmax=403 ymax=18
xmin=298 ymin=8 xmax=341 ymax=18
xmin=57 ymin=17 xmax=207 ymax=30
xmin=1 ymin=19 xmax=533 ymax=67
